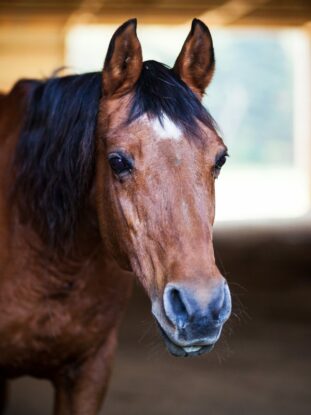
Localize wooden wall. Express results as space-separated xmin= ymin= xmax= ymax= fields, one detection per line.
xmin=0 ymin=20 xmax=65 ymax=92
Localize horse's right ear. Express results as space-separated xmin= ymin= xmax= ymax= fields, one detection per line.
xmin=102 ymin=19 xmax=143 ymax=98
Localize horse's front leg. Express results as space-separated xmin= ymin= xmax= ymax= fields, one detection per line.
xmin=53 ymin=330 xmax=117 ymax=415
xmin=0 ymin=377 xmax=8 ymax=414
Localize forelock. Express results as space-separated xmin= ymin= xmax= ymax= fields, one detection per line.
xmin=128 ymin=60 xmax=218 ymax=140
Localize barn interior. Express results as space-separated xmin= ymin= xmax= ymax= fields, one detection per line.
xmin=0 ymin=1 xmax=311 ymax=414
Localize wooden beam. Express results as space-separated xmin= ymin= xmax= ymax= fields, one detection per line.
xmin=196 ymin=0 xmax=271 ymax=26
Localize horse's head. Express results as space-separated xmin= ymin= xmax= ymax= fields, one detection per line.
xmin=96 ymin=19 xmax=231 ymax=357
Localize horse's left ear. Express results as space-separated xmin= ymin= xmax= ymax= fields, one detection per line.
xmin=103 ymin=18 xmax=143 ymax=97
xmin=173 ymin=19 xmax=215 ymax=98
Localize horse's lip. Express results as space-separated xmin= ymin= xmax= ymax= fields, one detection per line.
xmin=156 ymin=322 xmax=215 ymax=357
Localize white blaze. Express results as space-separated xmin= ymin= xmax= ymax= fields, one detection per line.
xmin=151 ymin=114 xmax=182 ymax=141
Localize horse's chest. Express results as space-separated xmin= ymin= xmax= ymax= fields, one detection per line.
xmin=0 ymin=261 xmax=133 ymax=376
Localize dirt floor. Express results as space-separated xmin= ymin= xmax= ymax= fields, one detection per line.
xmin=4 ymin=218 xmax=311 ymax=415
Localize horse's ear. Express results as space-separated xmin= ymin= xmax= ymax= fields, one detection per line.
xmin=173 ymin=19 xmax=215 ymax=98
xmin=102 ymin=19 xmax=143 ymax=97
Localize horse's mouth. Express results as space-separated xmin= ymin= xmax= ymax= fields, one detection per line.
xmin=157 ymin=323 xmax=215 ymax=357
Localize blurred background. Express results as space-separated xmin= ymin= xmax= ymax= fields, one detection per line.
xmin=1 ymin=1 xmax=311 ymax=414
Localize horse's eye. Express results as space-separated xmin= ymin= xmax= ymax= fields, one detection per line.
xmin=214 ymin=152 xmax=228 ymax=178
xmin=108 ymin=152 xmax=133 ymax=178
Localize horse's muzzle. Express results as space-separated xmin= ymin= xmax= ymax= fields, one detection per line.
xmin=153 ymin=279 xmax=231 ymax=357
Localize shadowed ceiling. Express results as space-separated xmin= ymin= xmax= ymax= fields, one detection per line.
xmin=1 ymin=0 xmax=311 ymax=26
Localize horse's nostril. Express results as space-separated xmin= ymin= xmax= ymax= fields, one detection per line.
xmin=210 ymin=282 xmax=231 ymax=323
xmin=210 ymin=284 xmax=225 ymax=320
xmin=164 ymin=286 xmax=189 ymax=328
xmin=170 ymin=288 xmax=188 ymax=325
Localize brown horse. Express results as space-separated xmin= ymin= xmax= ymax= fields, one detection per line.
xmin=0 ymin=19 xmax=231 ymax=415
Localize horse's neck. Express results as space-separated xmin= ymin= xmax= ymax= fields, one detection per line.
xmin=1 ymin=199 xmax=102 ymax=284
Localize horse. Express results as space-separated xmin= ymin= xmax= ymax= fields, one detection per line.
xmin=0 ymin=18 xmax=231 ymax=415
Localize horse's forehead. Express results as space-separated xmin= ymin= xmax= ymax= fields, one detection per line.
xmin=106 ymin=111 xmax=221 ymax=158
xmin=123 ymin=113 xmax=183 ymax=144
xmin=149 ymin=114 xmax=182 ymax=141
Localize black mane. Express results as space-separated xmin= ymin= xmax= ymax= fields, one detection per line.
xmin=14 ymin=72 xmax=102 ymax=252
xmin=14 ymin=61 xmax=216 ymax=253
